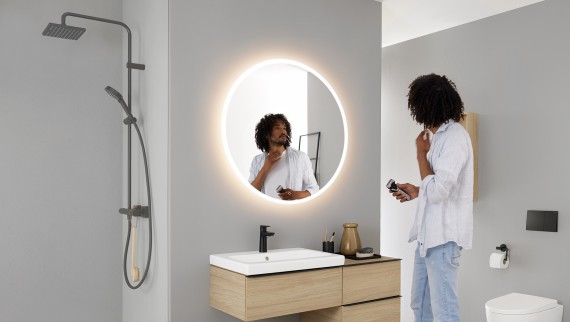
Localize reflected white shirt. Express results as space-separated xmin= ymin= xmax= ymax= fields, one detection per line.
xmin=408 ymin=120 xmax=474 ymax=257
xmin=249 ymin=147 xmax=319 ymax=197
xmin=261 ymin=150 xmax=289 ymax=199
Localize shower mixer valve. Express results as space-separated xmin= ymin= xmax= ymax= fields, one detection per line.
xmin=119 ymin=205 xmax=149 ymax=218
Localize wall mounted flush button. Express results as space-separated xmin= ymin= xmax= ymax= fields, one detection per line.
xmin=526 ymin=210 xmax=558 ymax=232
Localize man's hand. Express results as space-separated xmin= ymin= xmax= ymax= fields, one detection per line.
xmin=390 ymin=183 xmax=419 ymax=203
xmin=251 ymin=150 xmax=284 ymax=191
xmin=416 ymin=130 xmax=430 ymax=157
xmin=416 ymin=130 xmax=434 ymax=180
xmin=263 ymin=150 xmax=283 ymax=169
xmin=278 ymin=188 xmax=310 ymax=201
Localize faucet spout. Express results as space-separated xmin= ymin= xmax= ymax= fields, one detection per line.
xmin=259 ymin=225 xmax=275 ymax=253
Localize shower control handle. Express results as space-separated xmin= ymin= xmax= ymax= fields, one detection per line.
xmin=119 ymin=205 xmax=149 ymax=218
xmin=127 ymin=62 xmax=145 ymax=70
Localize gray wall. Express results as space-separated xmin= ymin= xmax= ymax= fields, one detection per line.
xmin=0 ymin=1 xmax=123 ymax=322
xmin=170 ymin=0 xmax=381 ymax=321
xmin=307 ymin=73 xmax=344 ymax=188
xmin=381 ymin=0 xmax=570 ymax=321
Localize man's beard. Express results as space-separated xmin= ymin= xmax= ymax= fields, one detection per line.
xmin=271 ymin=140 xmax=286 ymax=146
xmin=270 ymin=136 xmax=287 ymax=146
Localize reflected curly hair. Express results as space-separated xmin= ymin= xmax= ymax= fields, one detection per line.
xmin=407 ymin=74 xmax=464 ymax=129
xmin=254 ymin=113 xmax=292 ymax=153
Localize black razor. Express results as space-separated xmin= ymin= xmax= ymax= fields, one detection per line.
xmin=386 ymin=179 xmax=411 ymax=201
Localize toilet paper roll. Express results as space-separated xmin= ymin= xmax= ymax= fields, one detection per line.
xmin=489 ymin=252 xmax=509 ymax=269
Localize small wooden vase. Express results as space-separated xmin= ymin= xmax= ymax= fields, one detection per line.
xmin=339 ymin=223 xmax=362 ymax=256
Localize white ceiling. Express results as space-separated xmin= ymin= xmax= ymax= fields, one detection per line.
xmin=381 ymin=0 xmax=544 ymax=47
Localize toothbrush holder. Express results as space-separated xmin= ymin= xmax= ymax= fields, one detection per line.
xmin=322 ymin=241 xmax=335 ymax=253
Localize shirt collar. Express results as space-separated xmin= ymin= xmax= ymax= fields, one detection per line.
xmin=434 ymin=119 xmax=455 ymax=134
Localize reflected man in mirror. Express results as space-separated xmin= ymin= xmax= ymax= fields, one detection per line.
xmin=249 ymin=113 xmax=319 ymax=200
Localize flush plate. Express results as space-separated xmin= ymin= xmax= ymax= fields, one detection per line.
xmin=526 ymin=210 xmax=558 ymax=232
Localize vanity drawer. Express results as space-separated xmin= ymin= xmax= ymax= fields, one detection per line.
xmin=210 ymin=265 xmax=342 ymax=321
xmin=343 ymin=297 xmax=400 ymax=322
xmin=342 ymin=260 xmax=400 ymax=305
xmin=300 ymin=297 xmax=400 ymax=322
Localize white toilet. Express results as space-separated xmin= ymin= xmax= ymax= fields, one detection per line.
xmin=486 ymin=293 xmax=563 ymax=322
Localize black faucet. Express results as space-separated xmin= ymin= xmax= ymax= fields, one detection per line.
xmin=259 ymin=225 xmax=275 ymax=253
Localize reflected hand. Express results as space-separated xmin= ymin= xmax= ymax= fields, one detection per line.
xmin=264 ymin=150 xmax=283 ymax=169
xmin=389 ymin=183 xmax=419 ymax=203
xmin=278 ymin=188 xmax=295 ymax=201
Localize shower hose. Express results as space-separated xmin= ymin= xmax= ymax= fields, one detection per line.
xmin=123 ymin=121 xmax=152 ymax=290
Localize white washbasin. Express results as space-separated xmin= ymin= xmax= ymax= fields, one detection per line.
xmin=210 ymin=248 xmax=345 ymax=276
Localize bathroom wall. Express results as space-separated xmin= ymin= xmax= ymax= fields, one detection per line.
xmin=307 ymin=73 xmax=345 ymax=188
xmin=0 ymin=1 xmax=123 ymax=322
xmin=381 ymin=0 xmax=570 ymax=321
xmin=122 ymin=0 xmax=169 ymax=321
xmin=169 ymin=0 xmax=382 ymax=321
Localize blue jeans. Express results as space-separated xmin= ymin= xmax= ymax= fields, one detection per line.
xmin=411 ymin=241 xmax=461 ymax=322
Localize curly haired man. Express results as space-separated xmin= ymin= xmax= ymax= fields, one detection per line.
xmin=249 ymin=113 xmax=319 ymax=200
xmin=390 ymin=74 xmax=474 ymax=322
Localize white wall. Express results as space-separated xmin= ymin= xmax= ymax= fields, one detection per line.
xmin=169 ymin=0 xmax=382 ymax=321
xmin=0 ymin=1 xmax=123 ymax=321
xmin=307 ymin=73 xmax=344 ymax=187
xmin=381 ymin=0 xmax=570 ymax=321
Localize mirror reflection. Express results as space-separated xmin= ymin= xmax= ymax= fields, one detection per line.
xmin=249 ymin=113 xmax=319 ymax=200
xmin=223 ymin=60 xmax=346 ymax=202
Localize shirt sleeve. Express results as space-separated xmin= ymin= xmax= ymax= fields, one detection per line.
xmin=248 ymin=155 xmax=262 ymax=183
xmin=420 ymin=137 xmax=469 ymax=203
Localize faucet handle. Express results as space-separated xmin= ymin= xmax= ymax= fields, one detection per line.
xmin=260 ymin=225 xmax=271 ymax=231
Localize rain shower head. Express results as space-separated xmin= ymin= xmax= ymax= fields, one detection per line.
xmin=42 ymin=22 xmax=86 ymax=40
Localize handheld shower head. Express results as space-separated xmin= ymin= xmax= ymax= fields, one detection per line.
xmin=105 ymin=86 xmax=124 ymax=102
xmin=105 ymin=86 xmax=136 ymax=124
xmin=42 ymin=22 xmax=85 ymax=40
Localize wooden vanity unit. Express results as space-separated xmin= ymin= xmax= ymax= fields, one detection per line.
xmin=210 ymin=256 xmax=401 ymax=321
xmin=301 ymin=256 xmax=400 ymax=322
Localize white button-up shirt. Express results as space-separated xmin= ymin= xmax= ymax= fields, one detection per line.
xmin=249 ymin=147 xmax=320 ymax=196
xmin=408 ymin=120 xmax=474 ymax=257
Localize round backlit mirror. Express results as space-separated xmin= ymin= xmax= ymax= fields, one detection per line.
xmin=222 ymin=59 xmax=347 ymax=204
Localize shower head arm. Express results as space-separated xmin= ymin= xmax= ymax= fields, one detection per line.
xmin=59 ymin=12 xmax=145 ymax=117
xmin=61 ymin=13 xmax=145 ymax=70
xmin=61 ymin=12 xmax=135 ymax=66
xmin=61 ymin=12 xmax=145 ymax=70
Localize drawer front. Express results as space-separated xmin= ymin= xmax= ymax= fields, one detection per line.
xmin=246 ymin=267 xmax=342 ymax=321
xmin=210 ymin=266 xmax=247 ymax=321
xmin=343 ymin=297 xmax=400 ymax=322
xmin=343 ymin=261 xmax=400 ymax=305
xmin=300 ymin=307 xmax=342 ymax=322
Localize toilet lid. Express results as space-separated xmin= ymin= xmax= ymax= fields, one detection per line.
xmin=486 ymin=293 xmax=559 ymax=315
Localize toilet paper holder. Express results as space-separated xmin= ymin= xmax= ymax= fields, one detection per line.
xmin=495 ymin=244 xmax=509 ymax=263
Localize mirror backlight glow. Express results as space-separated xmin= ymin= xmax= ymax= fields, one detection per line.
xmin=222 ymin=59 xmax=347 ymax=204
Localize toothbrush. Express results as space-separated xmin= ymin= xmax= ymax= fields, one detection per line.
xmin=329 ymin=232 xmax=335 ymax=242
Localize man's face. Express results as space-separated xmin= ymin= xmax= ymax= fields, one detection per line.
xmin=267 ymin=120 xmax=288 ymax=146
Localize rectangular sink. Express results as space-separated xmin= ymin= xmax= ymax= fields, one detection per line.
xmin=210 ymin=248 xmax=345 ymax=276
